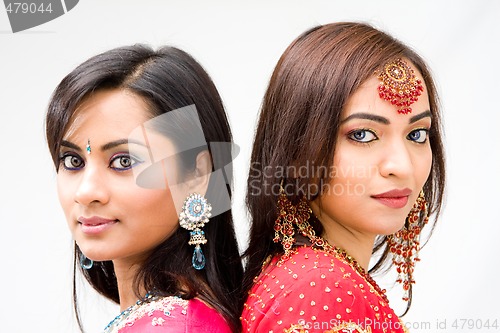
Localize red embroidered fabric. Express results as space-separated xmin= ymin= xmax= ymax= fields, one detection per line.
xmin=241 ymin=246 xmax=408 ymax=333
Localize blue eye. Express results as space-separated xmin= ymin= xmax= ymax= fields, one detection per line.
xmin=109 ymin=154 xmax=142 ymax=171
xmin=407 ymin=129 xmax=429 ymax=143
xmin=348 ymin=129 xmax=378 ymax=143
xmin=60 ymin=153 xmax=84 ymax=171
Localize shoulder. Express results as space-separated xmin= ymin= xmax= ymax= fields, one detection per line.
xmin=117 ymin=297 xmax=231 ymax=333
xmin=185 ymin=299 xmax=233 ymax=333
xmin=249 ymin=246 xmax=365 ymax=294
xmin=242 ymin=246 xmax=400 ymax=333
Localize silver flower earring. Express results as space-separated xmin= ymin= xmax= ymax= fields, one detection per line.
xmin=179 ymin=193 xmax=212 ymax=270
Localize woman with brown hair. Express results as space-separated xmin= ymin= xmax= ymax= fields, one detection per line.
xmin=241 ymin=22 xmax=445 ymax=332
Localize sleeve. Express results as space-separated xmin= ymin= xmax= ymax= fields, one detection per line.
xmin=119 ymin=298 xmax=232 ymax=333
xmin=118 ymin=307 xmax=187 ymax=333
xmin=185 ymin=299 xmax=233 ymax=333
xmin=253 ymin=266 xmax=375 ymax=333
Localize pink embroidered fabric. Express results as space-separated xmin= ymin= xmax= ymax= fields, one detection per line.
xmin=113 ymin=297 xmax=231 ymax=332
xmin=241 ymin=246 xmax=408 ymax=333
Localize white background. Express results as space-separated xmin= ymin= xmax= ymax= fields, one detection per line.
xmin=1 ymin=1 xmax=499 ymax=332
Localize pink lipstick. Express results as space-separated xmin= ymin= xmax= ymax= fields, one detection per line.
xmin=78 ymin=216 xmax=117 ymax=235
xmin=371 ymin=188 xmax=412 ymax=209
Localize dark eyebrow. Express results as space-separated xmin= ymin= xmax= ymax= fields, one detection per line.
xmin=60 ymin=139 xmax=148 ymax=152
xmin=341 ymin=113 xmax=390 ymax=125
xmin=409 ymin=110 xmax=432 ymax=124
xmin=61 ymin=140 xmax=82 ymax=151
xmin=101 ymin=139 xmax=148 ymax=151
xmin=341 ymin=110 xmax=432 ymax=125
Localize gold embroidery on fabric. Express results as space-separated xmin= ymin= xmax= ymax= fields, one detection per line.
xmin=284 ymin=323 xmax=309 ymax=333
xmin=325 ymin=321 xmax=372 ymax=333
xmin=285 ymin=321 xmax=373 ymax=333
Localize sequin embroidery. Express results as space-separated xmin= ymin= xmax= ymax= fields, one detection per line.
xmin=104 ymin=296 xmax=188 ymax=333
xmin=241 ymin=246 xmax=408 ymax=333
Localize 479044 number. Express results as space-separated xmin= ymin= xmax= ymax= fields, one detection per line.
xmin=6 ymin=2 xmax=53 ymax=14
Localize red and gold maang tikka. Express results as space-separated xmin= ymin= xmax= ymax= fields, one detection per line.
xmin=377 ymin=58 xmax=424 ymax=114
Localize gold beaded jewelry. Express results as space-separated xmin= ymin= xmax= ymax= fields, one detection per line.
xmin=377 ymin=58 xmax=424 ymax=114
xmin=387 ymin=190 xmax=429 ymax=301
xmin=273 ymin=185 xmax=389 ymax=303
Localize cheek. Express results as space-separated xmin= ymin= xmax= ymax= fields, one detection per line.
xmin=416 ymin=147 xmax=433 ymax=185
xmin=331 ymin=148 xmax=373 ymax=188
xmin=56 ymin=174 xmax=74 ymax=215
xmin=130 ymin=188 xmax=178 ymax=221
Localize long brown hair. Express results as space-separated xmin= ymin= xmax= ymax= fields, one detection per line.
xmin=46 ymin=45 xmax=243 ymax=332
xmin=243 ymin=22 xmax=445 ymax=314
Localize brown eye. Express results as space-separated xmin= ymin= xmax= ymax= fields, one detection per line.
xmin=60 ymin=154 xmax=84 ymax=170
xmin=109 ymin=154 xmax=141 ymax=171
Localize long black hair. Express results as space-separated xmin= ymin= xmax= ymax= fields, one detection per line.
xmin=46 ymin=45 xmax=243 ymax=332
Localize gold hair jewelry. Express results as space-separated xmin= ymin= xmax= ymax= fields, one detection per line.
xmin=377 ymin=58 xmax=424 ymax=114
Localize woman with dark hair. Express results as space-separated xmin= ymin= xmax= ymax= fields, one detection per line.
xmin=46 ymin=45 xmax=243 ymax=332
xmin=241 ymin=22 xmax=445 ymax=332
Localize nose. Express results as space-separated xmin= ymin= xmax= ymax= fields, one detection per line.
xmin=74 ymin=164 xmax=110 ymax=206
xmin=378 ymin=140 xmax=413 ymax=179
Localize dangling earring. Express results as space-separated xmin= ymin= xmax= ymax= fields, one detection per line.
xmin=80 ymin=252 xmax=93 ymax=270
xmin=179 ymin=193 xmax=212 ymax=270
xmin=387 ymin=190 xmax=429 ymax=301
xmin=273 ymin=184 xmax=312 ymax=261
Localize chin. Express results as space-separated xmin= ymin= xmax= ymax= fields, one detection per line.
xmin=76 ymin=243 xmax=112 ymax=262
xmin=376 ymin=219 xmax=406 ymax=236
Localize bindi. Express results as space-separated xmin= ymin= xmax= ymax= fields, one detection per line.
xmin=86 ymin=139 xmax=91 ymax=154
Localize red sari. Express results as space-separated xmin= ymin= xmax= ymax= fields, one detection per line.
xmin=241 ymin=246 xmax=408 ymax=333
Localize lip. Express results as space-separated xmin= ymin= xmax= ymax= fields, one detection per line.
xmin=78 ymin=216 xmax=117 ymax=235
xmin=371 ymin=188 xmax=412 ymax=209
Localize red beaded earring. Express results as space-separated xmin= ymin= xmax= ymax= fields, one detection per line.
xmin=387 ymin=190 xmax=429 ymax=301
xmin=273 ymin=185 xmax=311 ymax=262
xmin=377 ymin=58 xmax=424 ymax=114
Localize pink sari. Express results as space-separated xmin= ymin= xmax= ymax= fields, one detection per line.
xmin=108 ymin=297 xmax=232 ymax=333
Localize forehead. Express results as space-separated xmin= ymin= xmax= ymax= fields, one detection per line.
xmin=343 ymin=73 xmax=430 ymax=120
xmin=63 ymin=89 xmax=151 ymax=141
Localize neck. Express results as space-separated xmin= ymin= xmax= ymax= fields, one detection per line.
xmin=113 ymin=259 xmax=146 ymax=311
xmin=309 ymin=203 xmax=375 ymax=271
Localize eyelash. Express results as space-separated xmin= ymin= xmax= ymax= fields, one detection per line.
xmin=58 ymin=152 xmax=143 ymax=172
xmin=347 ymin=128 xmax=378 ymax=144
xmin=59 ymin=152 xmax=84 ymax=171
xmin=407 ymin=128 xmax=430 ymax=144
xmin=346 ymin=127 xmax=431 ymax=145
xmin=109 ymin=153 xmax=143 ymax=171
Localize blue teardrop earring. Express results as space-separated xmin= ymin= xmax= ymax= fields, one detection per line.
xmin=80 ymin=252 xmax=93 ymax=270
xmin=179 ymin=193 xmax=212 ymax=270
